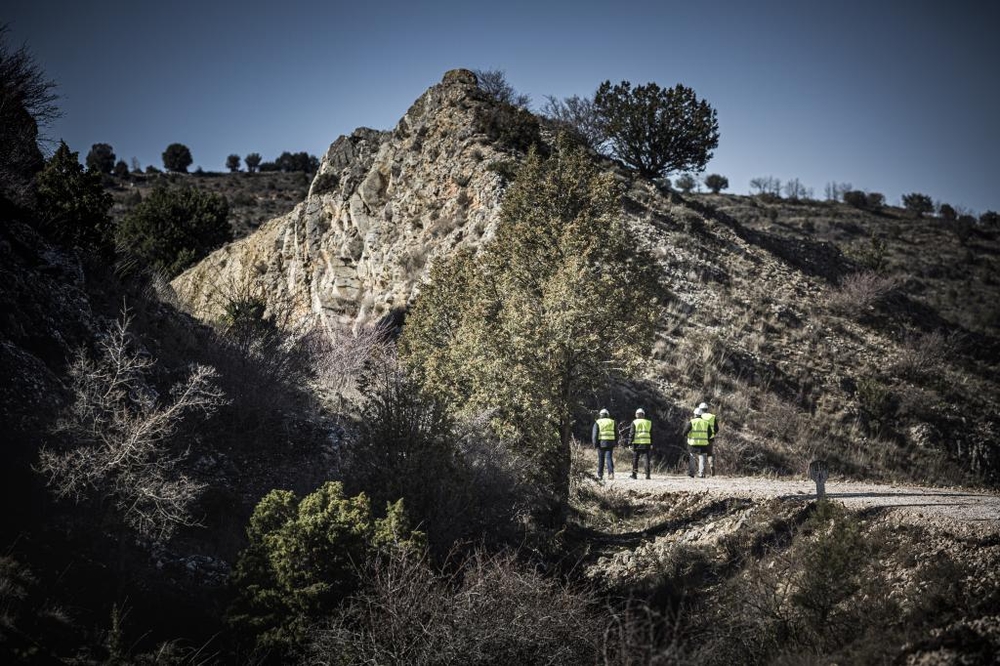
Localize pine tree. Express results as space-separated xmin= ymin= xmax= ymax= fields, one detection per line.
xmin=402 ymin=136 xmax=665 ymax=517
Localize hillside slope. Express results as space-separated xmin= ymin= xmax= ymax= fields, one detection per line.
xmin=172 ymin=69 xmax=1000 ymax=488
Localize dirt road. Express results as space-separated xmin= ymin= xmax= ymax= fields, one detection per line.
xmin=600 ymin=473 xmax=1000 ymax=528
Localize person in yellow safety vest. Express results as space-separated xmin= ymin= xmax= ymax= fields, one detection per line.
xmin=627 ymin=408 xmax=653 ymax=479
xmin=592 ymin=408 xmax=617 ymax=481
xmin=698 ymin=401 xmax=718 ymax=476
xmin=684 ymin=407 xmax=712 ymax=478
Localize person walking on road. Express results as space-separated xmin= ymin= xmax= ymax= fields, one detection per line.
xmin=698 ymin=401 xmax=718 ymax=476
xmin=684 ymin=407 xmax=712 ymax=477
xmin=593 ymin=408 xmax=617 ymax=481
xmin=627 ymin=408 xmax=653 ymax=479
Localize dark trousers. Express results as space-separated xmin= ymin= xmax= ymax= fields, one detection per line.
xmin=597 ymin=445 xmax=615 ymax=479
xmin=632 ymin=446 xmax=651 ymax=477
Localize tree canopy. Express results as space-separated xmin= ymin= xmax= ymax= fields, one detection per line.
xmin=162 ymin=142 xmax=193 ymax=173
xmin=85 ymin=143 xmax=115 ymax=174
xmin=401 ymin=137 xmax=666 ymax=516
xmin=36 ymin=141 xmax=114 ymax=258
xmin=902 ymin=192 xmax=934 ymax=218
xmin=117 ymin=184 xmax=231 ymax=277
xmin=593 ymin=80 xmax=719 ymax=179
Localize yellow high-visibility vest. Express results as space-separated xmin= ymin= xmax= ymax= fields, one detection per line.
xmin=633 ymin=418 xmax=652 ymax=446
xmin=688 ymin=417 xmax=711 ymax=446
xmin=702 ymin=412 xmax=717 ymax=438
xmin=597 ymin=417 xmax=616 ymax=441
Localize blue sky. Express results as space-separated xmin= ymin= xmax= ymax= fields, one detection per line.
xmin=6 ymin=0 xmax=999 ymax=213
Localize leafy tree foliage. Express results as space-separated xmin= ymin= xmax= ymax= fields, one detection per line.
xmin=112 ymin=159 xmax=129 ymax=179
xmin=35 ymin=141 xmax=114 ymax=258
xmin=865 ymin=192 xmax=885 ymax=209
xmin=84 ymin=142 xmax=115 ymax=174
xmin=675 ymin=173 xmax=697 ymax=193
xmin=0 ymin=25 xmax=56 ymax=204
xmin=981 ymin=210 xmax=999 ymax=227
xmin=541 ymin=94 xmax=606 ymax=151
xmin=474 ymin=68 xmax=530 ymax=108
xmin=161 ymin=142 xmax=193 ymax=173
xmin=902 ymin=192 xmax=933 ymax=218
xmin=593 ymin=80 xmax=719 ymax=179
xmin=401 ymin=137 xmax=665 ymax=517
xmin=226 ymin=481 xmax=424 ymax=656
xmin=244 ymin=152 xmax=261 ymax=173
xmin=116 ymin=184 xmax=231 ymax=277
xmin=938 ymin=203 xmax=956 ymax=221
xmin=704 ymin=173 xmax=729 ymax=193
xmin=225 ymin=153 xmax=240 ymax=172
xmin=275 ymin=151 xmax=319 ymax=173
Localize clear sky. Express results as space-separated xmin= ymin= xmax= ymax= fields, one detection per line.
xmin=6 ymin=0 xmax=999 ymax=214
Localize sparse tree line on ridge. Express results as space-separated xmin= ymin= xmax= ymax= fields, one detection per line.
xmin=479 ymin=69 xmax=994 ymax=223
xmin=83 ymin=141 xmax=319 ymax=177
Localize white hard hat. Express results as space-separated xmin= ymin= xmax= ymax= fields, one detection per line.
xmin=599 ymin=408 xmax=609 ymax=417
xmin=694 ymin=407 xmax=704 ymax=416
xmin=635 ymin=408 xmax=645 ymax=416
xmin=698 ymin=402 xmax=709 ymax=410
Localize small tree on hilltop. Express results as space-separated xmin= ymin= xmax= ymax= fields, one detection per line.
xmin=275 ymin=151 xmax=319 ymax=173
xmin=938 ymin=203 xmax=956 ymax=221
xmin=704 ymin=173 xmax=729 ymax=193
xmin=675 ymin=173 xmax=697 ymax=193
xmin=226 ymin=154 xmax=241 ymax=173
xmin=85 ymin=142 xmax=115 ymax=174
xmin=902 ymin=192 xmax=933 ymax=218
xmin=113 ymin=159 xmax=129 ymax=179
xmin=117 ymin=184 xmax=231 ymax=277
xmin=593 ymin=80 xmax=719 ymax=179
xmin=474 ymin=68 xmax=530 ymax=108
xmin=162 ymin=142 xmax=193 ymax=173
xmin=784 ymin=178 xmax=809 ymax=200
xmin=244 ymin=152 xmax=261 ymax=173
xmin=865 ymin=192 xmax=885 ymax=209
xmin=540 ymin=94 xmax=605 ymax=151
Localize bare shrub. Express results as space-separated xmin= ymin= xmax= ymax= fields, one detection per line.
xmin=855 ymin=377 xmax=895 ymax=437
xmin=891 ymin=329 xmax=962 ymax=380
xmin=309 ymin=549 xmax=600 ymax=665
xmin=340 ymin=351 xmax=541 ymax=558
xmin=302 ymin=319 xmax=394 ymax=409
xmin=825 ymin=270 xmax=901 ymax=315
xmin=698 ymin=503 xmax=895 ymax=666
xmin=600 ymin=600 xmax=685 ymax=665
xmin=37 ymin=310 xmax=223 ymax=541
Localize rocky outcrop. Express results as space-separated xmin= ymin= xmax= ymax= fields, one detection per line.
xmin=172 ymin=69 xmax=513 ymax=330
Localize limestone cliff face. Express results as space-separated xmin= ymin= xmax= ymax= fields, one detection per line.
xmin=172 ymin=69 xmax=511 ymax=329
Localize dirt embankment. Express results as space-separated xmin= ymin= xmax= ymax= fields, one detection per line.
xmin=599 ymin=473 xmax=1000 ymax=530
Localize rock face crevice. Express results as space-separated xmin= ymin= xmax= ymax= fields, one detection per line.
xmin=172 ymin=69 xmax=511 ymax=330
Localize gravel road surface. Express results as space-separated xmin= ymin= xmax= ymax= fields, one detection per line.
xmin=600 ymin=473 xmax=1000 ymax=528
